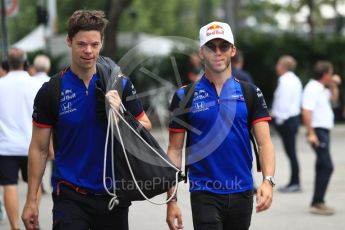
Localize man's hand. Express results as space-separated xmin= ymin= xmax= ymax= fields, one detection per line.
xmin=307 ymin=132 xmax=320 ymax=147
xmin=256 ymin=181 xmax=273 ymax=212
xmin=166 ymin=202 xmax=183 ymax=230
xmin=105 ymin=90 xmax=121 ymax=110
xmin=22 ymin=200 xmax=39 ymax=230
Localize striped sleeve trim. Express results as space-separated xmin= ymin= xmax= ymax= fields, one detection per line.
xmin=135 ymin=111 xmax=145 ymax=120
xmin=252 ymin=117 xmax=272 ymax=125
xmin=169 ymin=128 xmax=186 ymax=133
xmin=33 ymin=121 xmax=53 ymax=128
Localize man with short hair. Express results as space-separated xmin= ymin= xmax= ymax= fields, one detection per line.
xmin=32 ymin=54 xmax=54 ymax=193
xmin=272 ymin=55 xmax=303 ymax=193
xmin=32 ymin=54 xmax=51 ymax=83
xmin=0 ymin=47 xmax=42 ymax=230
xmin=302 ymin=61 xmax=336 ymax=215
xmin=187 ymin=52 xmax=203 ymax=83
xmin=22 ymin=10 xmax=151 ymax=230
xmin=166 ymin=21 xmax=275 ymax=230
xmin=231 ymin=50 xmax=253 ymax=83
xmin=0 ymin=60 xmax=9 ymax=77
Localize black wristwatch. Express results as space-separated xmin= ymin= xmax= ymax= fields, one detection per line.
xmin=263 ymin=176 xmax=276 ymax=187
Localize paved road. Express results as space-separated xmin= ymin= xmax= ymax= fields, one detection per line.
xmin=1 ymin=124 xmax=344 ymax=229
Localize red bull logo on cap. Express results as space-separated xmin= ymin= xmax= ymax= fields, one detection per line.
xmin=206 ymin=23 xmax=224 ymax=36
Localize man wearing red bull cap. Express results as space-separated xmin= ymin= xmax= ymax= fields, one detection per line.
xmin=166 ymin=21 xmax=275 ymax=230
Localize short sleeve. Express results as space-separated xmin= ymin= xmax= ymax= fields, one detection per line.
xmin=302 ymin=85 xmax=318 ymax=111
xmin=250 ymin=86 xmax=272 ymax=125
xmin=32 ymin=82 xmax=55 ymax=128
xmin=121 ymin=78 xmax=144 ymax=119
xmin=168 ymin=90 xmax=187 ymax=132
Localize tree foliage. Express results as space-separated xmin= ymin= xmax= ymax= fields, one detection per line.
xmin=5 ymin=0 xmax=345 ymax=48
xmin=56 ymin=0 xmax=108 ymax=33
xmin=119 ymin=0 xmax=204 ymax=38
xmin=2 ymin=0 xmax=345 ymax=119
xmin=6 ymin=0 xmax=37 ymax=43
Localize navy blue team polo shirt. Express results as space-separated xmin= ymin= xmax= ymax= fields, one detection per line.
xmin=33 ymin=68 xmax=144 ymax=193
xmin=169 ymin=75 xmax=271 ymax=194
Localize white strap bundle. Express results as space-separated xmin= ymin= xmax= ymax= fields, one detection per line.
xmin=103 ymin=104 xmax=180 ymax=210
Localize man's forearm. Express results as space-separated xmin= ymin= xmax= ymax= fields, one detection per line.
xmin=258 ymin=138 xmax=275 ymax=177
xmin=167 ymin=146 xmax=182 ymax=197
xmin=139 ymin=119 xmax=152 ymax=130
xmin=137 ymin=113 xmax=152 ymax=130
xmin=166 ymin=132 xmax=185 ymax=198
xmin=302 ymin=109 xmax=314 ymax=135
xmin=253 ymin=122 xmax=275 ymax=177
xmin=167 ymin=146 xmax=182 ymax=169
xmin=27 ymin=148 xmax=49 ymax=202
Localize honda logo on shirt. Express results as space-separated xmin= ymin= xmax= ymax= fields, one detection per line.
xmin=59 ymin=101 xmax=77 ymax=115
xmin=62 ymin=102 xmax=72 ymax=111
xmin=195 ymin=101 xmax=205 ymax=110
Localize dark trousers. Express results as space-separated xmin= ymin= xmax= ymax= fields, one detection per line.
xmin=311 ymin=128 xmax=334 ymax=205
xmin=52 ymin=186 xmax=129 ymax=230
xmin=191 ymin=190 xmax=253 ymax=230
xmin=274 ymin=115 xmax=300 ymax=185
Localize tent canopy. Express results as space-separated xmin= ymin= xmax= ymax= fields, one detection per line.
xmin=12 ymin=25 xmax=46 ymax=52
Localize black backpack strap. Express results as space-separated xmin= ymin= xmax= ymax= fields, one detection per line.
xmin=180 ymin=82 xmax=197 ymax=182
xmin=181 ymin=83 xmax=196 ymax=111
xmin=95 ymin=56 xmax=124 ymax=121
xmin=239 ymin=80 xmax=261 ymax=172
xmin=49 ymin=72 xmax=63 ymax=123
xmin=44 ymin=71 xmax=63 ymax=153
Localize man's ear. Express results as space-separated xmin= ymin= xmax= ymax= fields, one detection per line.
xmin=66 ymin=36 xmax=72 ymax=47
xmin=100 ymin=38 xmax=104 ymax=52
xmin=231 ymin=46 xmax=237 ymax=58
xmin=198 ymin=48 xmax=204 ymax=61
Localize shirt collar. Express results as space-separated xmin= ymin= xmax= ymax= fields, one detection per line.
xmin=201 ymin=74 xmax=234 ymax=86
xmin=310 ymin=79 xmax=325 ymax=89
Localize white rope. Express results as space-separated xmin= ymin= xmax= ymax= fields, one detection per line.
xmin=103 ymin=105 xmax=180 ymax=208
xmin=103 ymin=110 xmax=119 ymax=210
xmin=113 ymin=105 xmax=180 ymax=171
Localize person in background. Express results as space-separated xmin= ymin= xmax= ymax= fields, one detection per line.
xmin=32 ymin=54 xmax=51 ymax=83
xmin=186 ymin=52 xmax=203 ymax=83
xmin=272 ymin=55 xmax=303 ymax=193
xmin=0 ymin=60 xmax=8 ymax=221
xmin=329 ymin=74 xmax=342 ymax=121
xmin=302 ymin=61 xmax=337 ymax=215
xmin=231 ymin=49 xmax=253 ymax=83
xmin=26 ymin=65 xmax=37 ymax=77
xmin=0 ymin=60 xmax=9 ymax=78
xmin=0 ymin=47 xmax=42 ymax=230
xmin=32 ymin=54 xmax=54 ymax=194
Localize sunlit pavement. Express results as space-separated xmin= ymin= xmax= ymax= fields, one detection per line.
xmin=1 ymin=124 xmax=344 ymax=229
